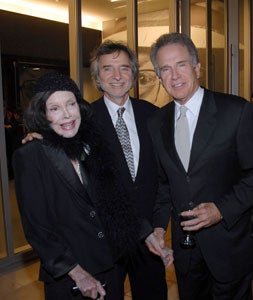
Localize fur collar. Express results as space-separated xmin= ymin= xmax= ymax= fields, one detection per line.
xmin=41 ymin=119 xmax=93 ymax=161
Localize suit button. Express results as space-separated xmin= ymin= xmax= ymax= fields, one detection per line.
xmin=186 ymin=176 xmax=190 ymax=182
xmin=90 ymin=210 xmax=96 ymax=218
xmin=98 ymin=231 xmax=104 ymax=239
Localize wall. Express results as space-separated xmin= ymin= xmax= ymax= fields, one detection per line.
xmin=0 ymin=10 xmax=101 ymax=65
xmin=0 ymin=10 xmax=102 ymax=108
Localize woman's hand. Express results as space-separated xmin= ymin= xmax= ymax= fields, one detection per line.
xmin=161 ymin=245 xmax=174 ymax=269
xmin=68 ymin=264 xmax=106 ymax=299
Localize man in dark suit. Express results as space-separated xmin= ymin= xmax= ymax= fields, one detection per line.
xmin=90 ymin=41 xmax=173 ymax=300
xmin=147 ymin=32 xmax=253 ymax=299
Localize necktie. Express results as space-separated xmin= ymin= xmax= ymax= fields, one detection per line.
xmin=115 ymin=107 xmax=135 ymax=181
xmin=175 ymin=105 xmax=191 ymax=171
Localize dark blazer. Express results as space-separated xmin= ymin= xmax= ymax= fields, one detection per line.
xmin=92 ymin=97 xmax=164 ymax=238
xmin=13 ymin=140 xmax=114 ymax=282
xmin=148 ymin=88 xmax=253 ymax=282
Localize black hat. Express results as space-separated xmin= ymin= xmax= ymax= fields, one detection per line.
xmin=33 ymin=72 xmax=82 ymax=101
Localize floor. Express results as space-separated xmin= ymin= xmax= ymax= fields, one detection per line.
xmin=0 ymin=259 xmax=179 ymax=300
xmin=0 ymin=224 xmax=179 ymax=300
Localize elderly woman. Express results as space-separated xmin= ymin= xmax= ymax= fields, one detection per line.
xmin=12 ymin=72 xmax=140 ymax=300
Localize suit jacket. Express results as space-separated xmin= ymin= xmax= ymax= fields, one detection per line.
xmin=148 ymin=88 xmax=253 ymax=282
xmin=92 ymin=97 xmax=164 ymax=239
xmin=13 ymin=140 xmax=114 ymax=282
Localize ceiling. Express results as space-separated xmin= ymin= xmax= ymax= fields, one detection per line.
xmin=0 ymin=0 xmax=171 ymax=30
xmin=0 ymin=0 xmax=223 ymax=31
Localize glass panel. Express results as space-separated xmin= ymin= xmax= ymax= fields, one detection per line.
xmin=82 ymin=0 xmax=128 ymax=102
xmin=3 ymin=60 xmax=68 ymax=254
xmin=212 ymin=0 xmax=225 ymax=93
xmin=190 ymin=1 xmax=207 ymax=88
xmin=2 ymin=57 xmax=27 ymax=252
xmin=238 ymin=0 xmax=244 ymax=97
xmin=138 ymin=0 xmax=171 ymax=107
xmin=0 ymin=174 xmax=7 ymax=258
xmin=0 ymin=55 xmax=7 ymax=259
xmin=9 ymin=179 xmax=29 ymax=253
xmin=251 ymin=0 xmax=253 ymax=102
xmin=190 ymin=1 xmax=225 ymax=93
xmin=82 ymin=0 xmax=128 ymax=42
xmin=238 ymin=0 xmax=250 ymax=99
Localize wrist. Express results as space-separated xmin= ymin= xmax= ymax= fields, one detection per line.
xmin=154 ymin=227 xmax=165 ymax=236
xmin=68 ymin=265 xmax=89 ymax=282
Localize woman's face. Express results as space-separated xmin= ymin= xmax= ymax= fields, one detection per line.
xmin=46 ymin=91 xmax=81 ymax=138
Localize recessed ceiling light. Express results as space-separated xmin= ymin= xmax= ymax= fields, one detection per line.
xmin=109 ymin=0 xmax=125 ymax=3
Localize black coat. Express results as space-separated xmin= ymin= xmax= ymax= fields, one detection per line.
xmin=13 ymin=140 xmax=115 ymax=282
xmin=148 ymin=88 xmax=253 ymax=282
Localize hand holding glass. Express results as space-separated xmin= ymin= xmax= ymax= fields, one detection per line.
xmin=180 ymin=201 xmax=196 ymax=249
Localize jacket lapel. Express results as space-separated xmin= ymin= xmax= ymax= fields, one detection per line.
xmin=42 ymin=143 xmax=90 ymax=201
xmin=189 ymin=89 xmax=217 ymax=170
xmin=130 ymin=98 xmax=143 ymax=180
xmin=160 ymin=102 xmax=182 ymax=167
xmin=93 ymin=99 xmax=123 ymax=158
xmin=92 ymin=99 xmax=133 ymax=183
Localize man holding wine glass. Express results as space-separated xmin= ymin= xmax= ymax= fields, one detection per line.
xmin=147 ymin=32 xmax=253 ymax=300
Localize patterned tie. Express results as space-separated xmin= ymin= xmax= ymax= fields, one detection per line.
xmin=175 ymin=105 xmax=191 ymax=171
xmin=115 ymin=107 xmax=135 ymax=181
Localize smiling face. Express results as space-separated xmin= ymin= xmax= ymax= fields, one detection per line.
xmin=156 ymin=43 xmax=201 ymax=105
xmin=46 ymin=91 xmax=81 ymax=138
xmin=96 ymin=50 xmax=134 ymax=105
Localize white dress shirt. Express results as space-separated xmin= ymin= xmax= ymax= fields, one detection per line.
xmin=104 ymin=96 xmax=140 ymax=175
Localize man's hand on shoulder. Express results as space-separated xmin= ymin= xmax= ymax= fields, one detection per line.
xmin=22 ymin=132 xmax=43 ymax=144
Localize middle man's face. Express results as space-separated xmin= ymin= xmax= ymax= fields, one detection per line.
xmin=96 ymin=50 xmax=134 ymax=105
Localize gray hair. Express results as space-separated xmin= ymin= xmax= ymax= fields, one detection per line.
xmin=90 ymin=40 xmax=139 ymax=92
xmin=150 ymin=32 xmax=199 ymax=78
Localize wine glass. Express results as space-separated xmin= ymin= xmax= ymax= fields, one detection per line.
xmin=179 ymin=201 xmax=196 ymax=249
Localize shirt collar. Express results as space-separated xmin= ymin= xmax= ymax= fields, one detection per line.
xmin=175 ymin=86 xmax=204 ymax=118
xmin=104 ymin=95 xmax=131 ymax=117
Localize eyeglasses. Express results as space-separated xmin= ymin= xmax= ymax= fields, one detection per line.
xmin=139 ymin=69 xmax=157 ymax=87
